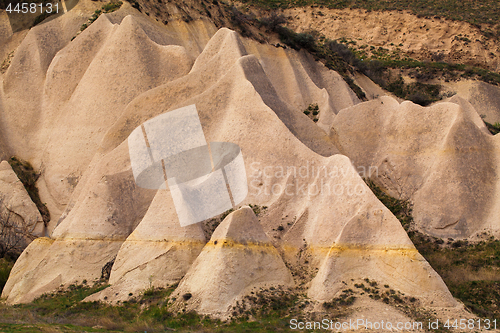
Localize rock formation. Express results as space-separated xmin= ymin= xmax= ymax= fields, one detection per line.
xmin=0 ymin=0 xmax=497 ymax=322
xmin=331 ymin=96 xmax=499 ymax=239
xmin=170 ymin=206 xmax=293 ymax=318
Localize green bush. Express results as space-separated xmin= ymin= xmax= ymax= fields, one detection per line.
xmin=102 ymin=1 xmax=123 ymax=13
xmin=259 ymin=12 xmax=287 ymax=31
xmin=272 ymin=25 xmax=317 ymax=52
xmin=0 ymin=282 xmax=302 ymax=332
xmin=303 ymin=103 xmax=321 ymax=121
xmin=485 ymin=122 xmax=500 ymax=135
xmin=0 ymin=258 xmax=14 ymax=294
xmin=294 ymin=32 xmax=316 ymax=51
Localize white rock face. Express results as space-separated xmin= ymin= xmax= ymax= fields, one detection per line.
xmin=83 ymin=190 xmax=207 ymax=304
xmin=308 ymin=246 xmax=456 ymax=307
xmin=331 ymin=96 xmax=500 ymax=239
xmin=170 ymin=206 xmax=294 ymax=318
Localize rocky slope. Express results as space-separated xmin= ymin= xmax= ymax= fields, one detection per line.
xmin=284 ymin=7 xmax=500 ymax=73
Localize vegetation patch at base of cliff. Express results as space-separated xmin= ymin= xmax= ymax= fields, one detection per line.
xmin=0 ymin=283 xmax=305 ymax=332
xmin=366 ymin=178 xmax=500 ymax=319
xmin=0 ymin=280 xmax=442 ymax=332
xmin=0 ymin=257 xmax=14 ymax=295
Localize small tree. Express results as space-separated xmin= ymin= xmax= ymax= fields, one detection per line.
xmin=0 ymin=198 xmax=36 ymax=258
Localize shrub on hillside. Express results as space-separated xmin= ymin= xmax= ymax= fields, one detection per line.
xmin=259 ymin=12 xmax=287 ymax=31
xmin=275 ymin=26 xmax=316 ymax=52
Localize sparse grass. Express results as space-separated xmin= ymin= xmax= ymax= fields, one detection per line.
xmin=241 ymin=0 xmax=500 ymax=27
xmin=231 ymin=286 xmax=298 ymax=319
xmin=102 ymin=1 xmax=123 ymax=13
xmin=201 ymin=208 xmax=234 ymax=239
xmin=28 ymin=283 xmax=110 ymax=317
xmin=256 ymin=9 xmax=500 ymax=103
xmin=324 ymin=279 xmax=443 ymax=330
xmin=407 ymin=234 xmax=500 ymax=319
xmin=379 ymin=58 xmax=500 ymax=86
xmin=448 ymin=281 xmax=500 ymax=318
xmin=328 ymin=43 xmax=467 ymax=105
xmin=366 ymin=178 xmax=500 ymax=319
xmin=0 ymin=283 xmax=305 ymax=332
xmin=0 ymin=323 xmax=113 ymax=332
xmin=229 ymin=4 xmax=500 ymax=104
